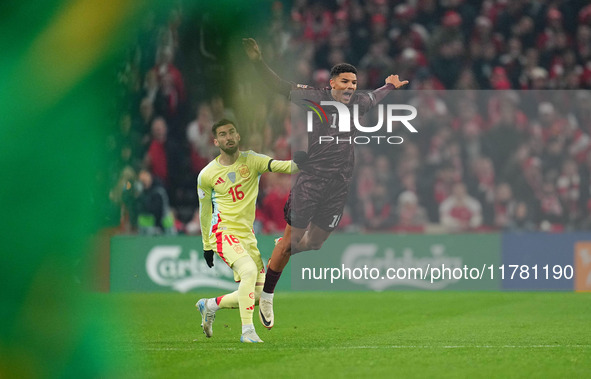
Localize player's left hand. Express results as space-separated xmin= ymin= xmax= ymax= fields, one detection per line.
xmin=293 ymin=150 xmax=309 ymax=165
xmin=203 ymin=250 xmax=215 ymax=268
xmin=385 ymin=75 xmax=409 ymax=89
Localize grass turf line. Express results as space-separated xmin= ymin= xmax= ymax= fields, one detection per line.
xmin=100 ymin=291 xmax=591 ymax=378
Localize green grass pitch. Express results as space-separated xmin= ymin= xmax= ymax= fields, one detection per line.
xmin=101 ymin=291 xmax=591 ymax=378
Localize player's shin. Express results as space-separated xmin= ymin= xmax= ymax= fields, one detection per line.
xmin=262 ymin=268 xmax=283 ymax=295
xmin=233 ymin=257 xmax=258 ymax=327
xmin=263 ymin=238 xmax=291 ymax=294
xmin=217 ymin=291 xmax=239 ymax=309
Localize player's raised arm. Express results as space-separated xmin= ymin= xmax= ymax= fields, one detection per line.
xmin=385 ymin=74 xmax=409 ymax=89
xmin=242 ymin=38 xmax=294 ymax=97
xmin=269 ymin=151 xmax=309 ymax=174
xmin=269 ymin=159 xmax=300 ymax=174
xmin=363 ymin=74 xmax=409 ymax=110
xmin=268 ymin=159 xmax=298 ymax=174
xmin=247 ymin=150 xmax=304 ymax=175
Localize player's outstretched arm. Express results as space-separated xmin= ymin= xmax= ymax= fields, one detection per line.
xmin=274 ymin=151 xmax=309 ymax=173
xmin=364 ymin=74 xmax=410 ymax=109
xmin=385 ymin=74 xmax=409 ymax=89
xmin=270 ymin=159 xmax=300 ymax=174
xmin=242 ymin=38 xmax=293 ymax=97
xmin=248 ymin=150 xmax=301 ymax=175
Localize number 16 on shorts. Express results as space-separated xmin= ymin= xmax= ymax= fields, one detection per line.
xmin=219 ymin=233 xmax=246 ymax=263
xmin=224 ymin=234 xmax=240 ymax=246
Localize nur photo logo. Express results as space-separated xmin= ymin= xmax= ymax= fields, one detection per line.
xmin=304 ymin=99 xmax=418 ymax=145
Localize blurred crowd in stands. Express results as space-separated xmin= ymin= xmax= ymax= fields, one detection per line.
xmin=109 ymin=0 xmax=591 ymax=235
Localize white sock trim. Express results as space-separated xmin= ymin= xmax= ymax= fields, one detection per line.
xmin=207 ymin=298 xmax=220 ymax=312
xmin=260 ymin=291 xmax=274 ymax=301
xmin=242 ymin=324 xmax=255 ymax=334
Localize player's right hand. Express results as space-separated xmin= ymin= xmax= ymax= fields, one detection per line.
xmin=242 ymin=38 xmax=262 ymax=61
xmin=203 ymin=250 xmax=215 ymax=268
xmin=385 ymin=74 xmax=409 ymax=89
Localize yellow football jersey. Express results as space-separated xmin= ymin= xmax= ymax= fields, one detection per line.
xmin=198 ymin=150 xmax=295 ymax=251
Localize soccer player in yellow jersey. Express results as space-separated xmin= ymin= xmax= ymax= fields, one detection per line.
xmin=196 ymin=119 xmax=298 ymax=343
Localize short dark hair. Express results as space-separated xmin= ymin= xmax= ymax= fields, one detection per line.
xmin=212 ymin=119 xmax=236 ymax=136
xmin=330 ymin=63 xmax=358 ymax=78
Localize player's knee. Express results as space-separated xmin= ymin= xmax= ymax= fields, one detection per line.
xmin=243 ymin=265 xmax=258 ymax=281
xmin=278 ymin=238 xmax=292 ymax=256
xmin=235 ymin=258 xmax=258 ymax=282
xmin=308 ymin=239 xmax=325 ymax=251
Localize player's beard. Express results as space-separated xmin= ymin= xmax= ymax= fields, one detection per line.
xmin=220 ymin=143 xmax=239 ymax=155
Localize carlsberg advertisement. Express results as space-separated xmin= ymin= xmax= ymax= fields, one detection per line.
xmin=110 ymin=235 xmax=289 ymax=292
xmin=110 ymin=234 xmax=500 ymax=292
xmin=110 ymin=236 xmax=238 ymax=292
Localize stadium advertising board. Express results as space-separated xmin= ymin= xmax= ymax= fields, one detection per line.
xmin=575 ymin=242 xmax=591 ymax=291
xmin=111 ymin=233 xmax=589 ymax=292
xmin=110 ymin=235 xmax=287 ymax=292
xmin=291 ymin=234 xmax=501 ymax=291
xmin=110 ymin=236 xmax=235 ymax=292
xmin=502 ymin=233 xmax=591 ymax=290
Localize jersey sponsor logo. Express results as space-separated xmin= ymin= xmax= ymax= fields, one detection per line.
xmin=214 ymin=177 xmax=226 ymax=186
xmin=238 ymin=164 xmax=251 ymax=179
xmin=228 ymin=172 xmax=236 ymax=183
